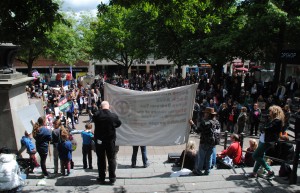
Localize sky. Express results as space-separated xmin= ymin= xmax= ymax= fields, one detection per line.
xmin=61 ymin=0 xmax=109 ymax=12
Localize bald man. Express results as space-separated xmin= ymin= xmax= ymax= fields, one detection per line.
xmin=93 ymin=101 xmax=122 ymax=185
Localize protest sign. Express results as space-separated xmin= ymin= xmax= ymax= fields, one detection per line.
xmin=104 ymin=83 xmax=198 ymax=146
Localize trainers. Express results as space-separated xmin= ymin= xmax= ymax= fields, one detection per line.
xmin=265 ymin=171 xmax=275 ymax=179
xmin=143 ymin=163 xmax=150 ymax=168
xmin=245 ymin=172 xmax=257 ymax=178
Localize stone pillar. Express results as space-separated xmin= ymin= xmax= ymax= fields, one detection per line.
xmin=0 ymin=43 xmax=40 ymax=152
xmin=0 ymin=73 xmax=33 ymax=150
xmin=146 ymin=65 xmax=150 ymax=73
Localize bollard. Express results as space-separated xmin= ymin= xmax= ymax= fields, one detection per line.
xmin=290 ymin=116 xmax=300 ymax=184
xmin=224 ymin=131 xmax=228 ymax=150
xmin=240 ymin=133 xmax=244 ymax=149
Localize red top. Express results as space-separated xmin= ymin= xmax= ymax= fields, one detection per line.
xmin=220 ymin=141 xmax=242 ymax=165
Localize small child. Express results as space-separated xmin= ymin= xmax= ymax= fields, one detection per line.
xmin=74 ymin=109 xmax=79 ymax=124
xmin=20 ymin=131 xmax=39 ymax=172
xmin=81 ymin=123 xmax=94 ymax=169
xmin=243 ymin=138 xmax=258 ymax=167
xmin=57 ymin=130 xmax=73 ymax=176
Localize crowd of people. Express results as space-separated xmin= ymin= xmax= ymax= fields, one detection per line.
xmin=0 ymin=70 xmax=299 ymax=191
xmin=24 ymin=71 xmax=300 ymax=177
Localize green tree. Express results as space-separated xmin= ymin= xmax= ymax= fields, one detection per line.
xmin=93 ymin=5 xmax=153 ymax=77
xmin=235 ymin=0 xmax=300 ymax=85
xmin=148 ymin=0 xmax=237 ymax=78
xmin=45 ymin=13 xmax=96 ymax=65
xmin=0 ymin=0 xmax=62 ymax=76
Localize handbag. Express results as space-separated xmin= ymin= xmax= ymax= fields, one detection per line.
xmin=217 ymin=156 xmax=233 ymax=169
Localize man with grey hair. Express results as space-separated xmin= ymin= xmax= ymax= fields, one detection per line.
xmin=93 ymin=101 xmax=122 ymax=185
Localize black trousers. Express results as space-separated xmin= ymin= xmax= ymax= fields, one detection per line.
xmin=66 ymin=112 xmax=75 ymax=129
xmin=95 ymin=140 xmax=116 ymax=182
xmin=251 ymin=121 xmax=259 ymax=135
xmin=82 ymin=144 xmax=92 ymax=168
xmin=37 ymin=150 xmax=48 ymax=176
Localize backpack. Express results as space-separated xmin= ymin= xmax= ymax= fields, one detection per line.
xmin=209 ymin=120 xmax=221 ymax=145
xmin=279 ymin=163 xmax=292 ymax=177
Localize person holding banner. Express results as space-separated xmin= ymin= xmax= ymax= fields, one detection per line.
xmin=190 ymin=107 xmax=217 ymax=176
xmin=93 ymin=101 xmax=122 ymax=185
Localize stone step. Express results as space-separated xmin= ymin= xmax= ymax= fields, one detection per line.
xmin=22 ymin=156 xmax=300 ymax=193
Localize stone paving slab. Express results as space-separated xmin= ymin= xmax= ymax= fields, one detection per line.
xmin=202 ymin=187 xmax=263 ymax=193
xmin=183 ymin=180 xmax=261 ymax=191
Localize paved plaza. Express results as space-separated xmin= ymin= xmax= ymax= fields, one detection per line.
xmin=21 ymin=114 xmax=300 ymax=193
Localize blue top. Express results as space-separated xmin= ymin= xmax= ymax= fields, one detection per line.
xmin=20 ymin=136 xmax=36 ymax=154
xmin=81 ymin=131 xmax=94 ymax=145
xmin=34 ymin=127 xmax=52 ymax=154
xmin=68 ymin=101 xmax=74 ymax=113
xmin=57 ymin=140 xmax=72 ymax=161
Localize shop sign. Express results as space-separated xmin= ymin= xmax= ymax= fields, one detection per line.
xmin=280 ymin=50 xmax=300 ymax=64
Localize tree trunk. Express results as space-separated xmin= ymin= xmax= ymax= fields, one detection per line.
xmin=27 ymin=59 xmax=34 ymax=77
xmin=274 ymin=24 xmax=286 ymax=90
xmin=212 ymin=63 xmax=223 ymax=86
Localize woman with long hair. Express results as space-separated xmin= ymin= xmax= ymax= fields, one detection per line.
xmin=246 ymin=105 xmax=285 ymax=179
xmin=32 ymin=116 xmax=52 ymax=177
xmin=174 ymin=140 xmax=197 ymax=170
xmin=52 ymin=119 xmax=67 ymax=174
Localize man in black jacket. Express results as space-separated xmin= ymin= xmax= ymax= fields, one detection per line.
xmin=190 ymin=107 xmax=217 ymax=176
xmin=93 ymin=101 xmax=122 ymax=185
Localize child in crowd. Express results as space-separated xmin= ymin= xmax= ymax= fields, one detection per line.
xmin=57 ymin=130 xmax=73 ymax=176
xmin=74 ymin=109 xmax=79 ymax=124
xmin=20 ymin=131 xmax=40 ymax=172
xmin=243 ymin=138 xmax=258 ymax=167
xmin=81 ymin=123 xmax=94 ymax=169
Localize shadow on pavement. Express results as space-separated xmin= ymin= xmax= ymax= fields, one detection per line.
xmin=55 ymin=174 xmax=98 ymax=186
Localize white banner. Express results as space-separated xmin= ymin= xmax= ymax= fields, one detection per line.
xmin=104 ymin=83 xmax=198 ymax=146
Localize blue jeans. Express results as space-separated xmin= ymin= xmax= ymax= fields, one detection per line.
xmin=211 ymin=147 xmax=216 ymax=167
xmin=131 ymin=146 xmax=148 ymax=166
xmin=195 ymin=144 xmax=213 ymax=174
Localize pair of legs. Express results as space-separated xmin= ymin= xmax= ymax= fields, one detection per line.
xmin=227 ymin=122 xmax=235 ymax=133
xmin=96 ymin=140 xmax=116 ymax=183
xmin=131 ymin=146 xmax=148 ymax=167
xmin=66 ymin=112 xmax=75 ymax=129
xmin=194 ymin=144 xmax=213 ymax=175
xmin=37 ymin=151 xmax=48 ymax=176
xmin=249 ymin=142 xmax=274 ymax=177
xmin=29 ymin=153 xmax=39 ymax=172
xmin=82 ymin=144 xmax=93 ymax=169
xmin=53 ymin=145 xmax=60 ymax=173
xmin=250 ymin=122 xmax=259 ymax=136
xmin=60 ymin=160 xmax=71 ymax=175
